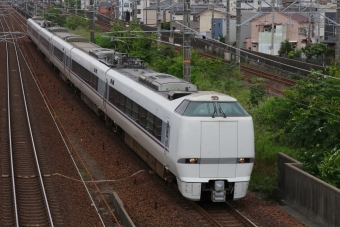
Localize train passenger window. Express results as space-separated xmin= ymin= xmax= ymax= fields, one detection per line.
xmin=131 ymin=102 xmax=139 ymax=121
xmin=154 ymin=117 xmax=162 ymax=141
xmin=72 ymin=60 xmax=79 ymax=75
xmin=175 ymin=100 xmax=189 ymax=115
xmin=125 ymin=98 xmax=132 ymax=117
xmin=138 ymin=107 xmax=147 ymax=127
xmin=53 ymin=46 xmax=63 ymax=62
xmin=146 ymin=112 xmax=154 ymax=134
xmin=119 ymin=94 xmax=126 ymax=112
xmin=113 ymin=89 xmax=120 ymax=106
xmin=108 ymin=86 xmax=115 ymax=104
xmin=40 ymin=37 xmax=49 ymax=50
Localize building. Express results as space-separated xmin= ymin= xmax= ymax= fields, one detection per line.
xmin=246 ymin=12 xmax=309 ymax=55
xmin=98 ymin=1 xmax=110 ymax=15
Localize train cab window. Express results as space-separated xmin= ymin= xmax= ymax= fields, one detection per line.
xmin=218 ymin=102 xmax=249 ymax=117
xmin=183 ymin=102 xmax=215 ymax=116
xmin=175 ymin=100 xmax=189 ymax=115
xmin=180 ymin=101 xmax=249 ymax=117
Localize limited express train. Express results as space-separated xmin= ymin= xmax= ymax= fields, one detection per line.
xmin=27 ymin=16 xmax=255 ymax=202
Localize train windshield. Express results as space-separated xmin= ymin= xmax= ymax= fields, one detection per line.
xmin=176 ymin=101 xmax=249 ymax=117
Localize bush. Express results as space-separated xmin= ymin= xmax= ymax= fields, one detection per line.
xmin=278 ymin=39 xmax=293 ymax=56
xmin=288 ymin=51 xmax=294 ymax=59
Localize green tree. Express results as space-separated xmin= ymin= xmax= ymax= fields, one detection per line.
xmin=64 ymin=15 xmax=90 ymax=30
xmin=67 ymin=0 xmax=81 ymax=9
xmin=45 ymin=6 xmax=66 ymax=26
xmin=278 ymin=39 xmax=293 ymax=56
xmin=161 ymin=22 xmax=170 ymax=30
xmin=301 ymin=42 xmax=327 ymax=59
xmin=254 ymin=62 xmax=340 ymax=187
xmin=218 ymin=35 xmax=226 ymax=43
xmin=248 ymin=78 xmax=266 ymax=106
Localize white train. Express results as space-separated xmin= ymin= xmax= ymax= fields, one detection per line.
xmin=27 ymin=16 xmax=255 ymax=202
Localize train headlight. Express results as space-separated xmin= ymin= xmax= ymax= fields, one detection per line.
xmin=185 ymin=158 xmax=198 ymax=164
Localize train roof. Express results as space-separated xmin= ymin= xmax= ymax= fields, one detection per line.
xmin=29 ymin=17 xmax=238 ymax=102
xmin=187 ymin=91 xmax=238 ymax=101
xmin=115 ymin=68 xmax=198 ymax=100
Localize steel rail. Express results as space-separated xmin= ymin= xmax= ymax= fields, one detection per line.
xmin=4 ymin=13 xmax=19 ymax=227
xmin=2 ymin=7 xmax=54 ymax=226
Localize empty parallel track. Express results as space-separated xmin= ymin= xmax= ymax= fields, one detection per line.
xmin=1 ymin=4 xmax=62 ymax=226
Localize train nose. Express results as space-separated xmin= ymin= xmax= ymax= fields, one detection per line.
xmin=199 ymin=121 xmax=238 ymax=178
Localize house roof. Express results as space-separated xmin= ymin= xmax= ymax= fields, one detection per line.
xmin=144 ymin=1 xmax=229 ymax=16
xmin=192 ymin=7 xmax=235 ymax=17
xmin=251 ymin=11 xmax=308 ymax=24
xmin=290 ymin=13 xmax=308 ymax=23
xmin=99 ymin=1 xmax=110 ymax=7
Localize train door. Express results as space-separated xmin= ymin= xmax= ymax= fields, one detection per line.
xmin=199 ymin=121 xmax=237 ymax=178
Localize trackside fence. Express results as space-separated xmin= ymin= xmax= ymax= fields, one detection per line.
xmin=277 ymin=152 xmax=340 ymax=227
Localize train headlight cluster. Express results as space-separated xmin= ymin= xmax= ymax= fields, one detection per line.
xmin=238 ymin=158 xmax=251 ymax=163
xmin=185 ymin=158 xmax=198 ymax=164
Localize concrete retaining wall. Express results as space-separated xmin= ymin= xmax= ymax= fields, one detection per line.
xmin=277 ymin=152 xmax=340 ymax=227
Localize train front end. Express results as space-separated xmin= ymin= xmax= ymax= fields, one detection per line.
xmin=173 ymin=92 xmax=254 ymax=202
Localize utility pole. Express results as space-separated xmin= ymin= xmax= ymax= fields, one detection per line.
xmin=317 ymin=0 xmax=319 ymax=40
xmin=307 ymin=0 xmax=312 ymax=46
xmin=145 ymin=1 xmax=148 ymax=25
xmin=236 ymin=0 xmax=241 ymax=64
xmin=336 ymin=0 xmax=340 ymax=62
xmin=270 ymin=0 xmax=275 ymax=55
xmin=25 ymin=0 xmax=27 ymax=19
xmin=115 ymin=0 xmax=119 ymax=19
xmin=133 ymin=0 xmax=137 ymax=22
xmin=121 ymin=0 xmax=123 ymax=20
xmin=157 ymin=0 xmax=161 ymax=42
xmin=90 ymin=0 xmax=94 ymax=42
xmin=226 ymin=0 xmax=230 ymax=44
xmin=211 ymin=5 xmax=214 ymax=39
xmin=170 ymin=0 xmax=174 ymax=43
xmin=183 ymin=0 xmax=191 ymax=82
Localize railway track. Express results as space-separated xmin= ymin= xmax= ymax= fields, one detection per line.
xmin=199 ymin=52 xmax=295 ymax=85
xmin=193 ymin=201 xmax=257 ymax=227
xmin=1 ymin=5 xmax=63 ymax=226
xmin=95 ymin=19 xmax=112 ymax=32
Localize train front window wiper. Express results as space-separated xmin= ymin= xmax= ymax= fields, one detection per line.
xmin=219 ymin=105 xmax=227 ymax=118
xmin=211 ymin=103 xmax=217 ymax=118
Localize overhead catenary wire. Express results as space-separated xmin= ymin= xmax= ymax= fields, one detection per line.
xmin=37 ymin=7 xmax=340 ymax=118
